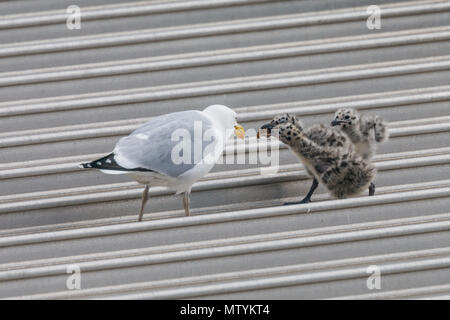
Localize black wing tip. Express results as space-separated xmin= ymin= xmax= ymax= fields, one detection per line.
xmin=79 ymin=153 xmax=156 ymax=173
xmin=79 ymin=153 xmax=117 ymax=170
xmin=79 ymin=162 xmax=93 ymax=169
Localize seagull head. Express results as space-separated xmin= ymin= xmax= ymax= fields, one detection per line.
xmin=203 ymin=104 xmax=245 ymax=140
xmin=331 ymin=108 xmax=360 ymax=131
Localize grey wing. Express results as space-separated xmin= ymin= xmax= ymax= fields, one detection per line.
xmin=113 ymin=110 xmax=222 ymax=177
xmin=361 ymin=115 xmax=389 ymax=143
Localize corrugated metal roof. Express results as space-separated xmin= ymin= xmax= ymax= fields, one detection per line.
xmin=0 ymin=0 xmax=449 ymax=299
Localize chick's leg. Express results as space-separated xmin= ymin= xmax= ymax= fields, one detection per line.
xmin=284 ymin=178 xmax=319 ymax=205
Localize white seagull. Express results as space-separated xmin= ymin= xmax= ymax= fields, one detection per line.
xmin=81 ymin=105 xmax=245 ymax=221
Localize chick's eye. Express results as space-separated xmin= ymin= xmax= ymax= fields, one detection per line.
xmin=345 ymin=115 xmax=350 ymax=119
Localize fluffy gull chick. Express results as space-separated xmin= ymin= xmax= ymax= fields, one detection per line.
xmin=331 ymin=108 xmax=389 ymax=195
xmin=258 ymin=114 xmax=376 ymax=204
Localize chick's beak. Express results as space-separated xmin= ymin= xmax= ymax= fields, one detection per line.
xmin=331 ymin=120 xmax=345 ymax=126
xmin=234 ymin=124 xmax=246 ymax=140
xmin=257 ymin=123 xmax=274 ymax=139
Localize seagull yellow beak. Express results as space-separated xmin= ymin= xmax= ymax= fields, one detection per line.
xmin=234 ymin=124 xmax=245 ymax=140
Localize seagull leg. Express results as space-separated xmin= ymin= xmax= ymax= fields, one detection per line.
xmin=183 ymin=191 xmax=191 ymax=217
xmin=284 ymin=178 xmax=319 ymax=205
xmin=138 ymin=185 xmax=149 ymax=222
xmin=369 ymin=182 xmax=375 ymax=196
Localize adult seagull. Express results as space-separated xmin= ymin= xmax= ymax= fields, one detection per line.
xmin=81 ymin=105 xmax=245 ymax=221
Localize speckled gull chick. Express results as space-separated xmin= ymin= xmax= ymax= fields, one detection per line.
xmin=258 ymin=114 xmax=376 ymax=205
xmin=331 ymin=108 xmax=389 ymax=160
xmin=331 ymin=108 xmax=389 ymax=195
xmin=80 ymin=105 xmax=245 ymax=222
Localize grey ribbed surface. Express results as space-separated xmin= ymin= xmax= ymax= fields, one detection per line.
xmin=0 ymin=0 xmax=449 ymax=300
